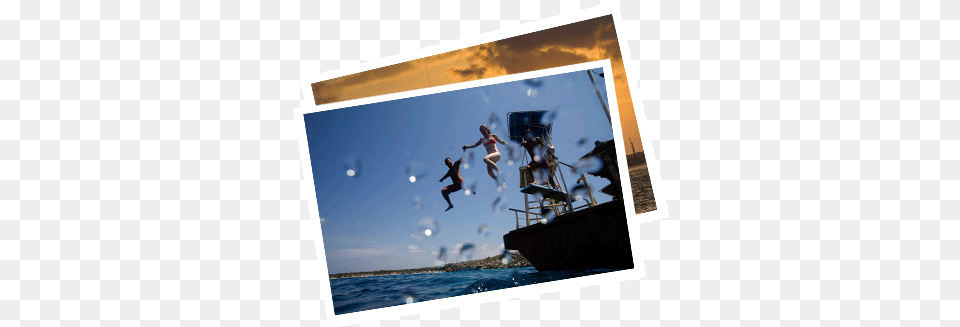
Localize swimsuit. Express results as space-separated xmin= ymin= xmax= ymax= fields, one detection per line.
xmin=443 ymin=178 xmax=463 ymax=192
xmin=483 ymin=136 xmax=498 ymax=153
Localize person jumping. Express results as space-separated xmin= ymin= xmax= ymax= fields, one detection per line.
xmin=440 ymin=157 xmax=465 ymax=211
xmin=463 ymin=124 xmax=508 ymax=189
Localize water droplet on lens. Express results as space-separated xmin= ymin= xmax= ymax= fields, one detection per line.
xmin=458 ymin=243 xmax=475 ymax=261
xmin=419 ymin=217 xmax=438 ymax=237
xmin=532 ymin=168 xmax=550 ymax=186
xmin=462 ymin=179 xmax=478 ymax=196
xmin=501 ymin=249 xmax=513 ymax=265
xmin=507 ymin=144 xmax=523 ymax=161
xmin=570 ymin=184 xmax=591 ymax=203
xmin=404 ymin=161 xmax=430 ymax=183
xmin=477 ymin=224 xmax=491 ymax=238
xmin=492 ymin=196 xmax=507 ymax=213
xmin=402 ymin=291 xmax=418 ymax=304
xmin=577 ymin=138 xmax=590 ymax=147
xmin=436 ymin=246 xmax=447 ymax=267
xmin=539 ymin=109 xmax=558 ymax=125
xmin=488 ymin=112 xmax=501 ymax=130
xmin=524 ymin=78 xmax=544 ymax=88
xmin=526 ymin=89 xmax=538 ymax=97
xmin=459 ymin=151 xmax=475 ymax=169
xmin=507 ymin=160 xmax=514 ymax=166
xmin=343 ymin=156 xmax=361 ymax=178
xmin=412 ymin=196 xmax=422 ymax=210
xmin=572 ymin=156 xmax=604 ymax=175
xmin=542 ymin=208 xmax=557 ymax=224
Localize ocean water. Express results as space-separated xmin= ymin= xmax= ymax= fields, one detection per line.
xmin=330 ymin=266 xmax=624 ymax=315
xmin=629 ymin=163 xmax=657 ymax=214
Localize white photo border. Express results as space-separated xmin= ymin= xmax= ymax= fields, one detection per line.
xmin=296 ymin=60 xmax=648 ymax=325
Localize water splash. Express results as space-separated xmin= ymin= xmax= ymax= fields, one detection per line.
xmin=435 ymin=246 xmax=447 ymax=267
xmin=404 ymin=161 xmax=430 ymax=183
xmin=572 ymin=156 xmax=604 ymax=175
xmin=477 ymin=224 xmax=491 ymax=238
xmin=412 ymin=196 xmax=422 ymax=210
xmin=418 ymin=218 xmax=438 ymax=237
xmin=501 ymin=249 xmax=513 ymax=265
xmin=343 ymin=156 xmax=361 ymax=178
xmin=458 ymin=243 xmax=475 ymax=261
xmin=492 ymin=196 xmax=508 ymax=213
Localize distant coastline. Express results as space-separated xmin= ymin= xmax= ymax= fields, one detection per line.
xmin=329 ymin=252 xmax=532 ymax=279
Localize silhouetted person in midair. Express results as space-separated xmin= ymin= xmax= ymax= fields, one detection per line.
xmin=440 ymin=157 xmax=464 ymax=211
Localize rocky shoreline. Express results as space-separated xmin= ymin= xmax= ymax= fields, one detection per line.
xmin=329 ymin=252 xmax=532 ymax=279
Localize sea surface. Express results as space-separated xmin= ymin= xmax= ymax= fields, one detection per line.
xmin=629 ymin=163 xmax=658 ymax=214
xmin=330 ymin=266 xmax=624 ymax=315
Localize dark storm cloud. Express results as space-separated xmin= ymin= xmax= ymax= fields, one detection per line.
xmin=446 ymin=64 xmax=488 ymax=80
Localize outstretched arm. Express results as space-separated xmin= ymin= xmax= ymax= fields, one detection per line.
xmin=439 ymin=171 xmax=449 ymax=182
xmin=463 ymin=138 xmax=482 ymax=150
xmin=492 ymin=134 xmax=508 ymax=145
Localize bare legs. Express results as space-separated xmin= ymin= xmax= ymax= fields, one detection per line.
xmin=484 ymin=152 xmax=506 ymax=188
xmin=441 ymin=189 xmax=454 ymax=211
xmin=441 ymin=183 xmax=462 ymax=211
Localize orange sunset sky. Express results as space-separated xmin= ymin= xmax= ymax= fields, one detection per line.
xmin=311 ymin=15 xmax=644 ymax=153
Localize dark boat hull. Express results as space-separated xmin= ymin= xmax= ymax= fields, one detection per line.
xmin=502 ymin=199 xmax=634 ymax=271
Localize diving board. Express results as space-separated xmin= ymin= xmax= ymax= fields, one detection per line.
xmin=520 ymin=184 xmax=571 ymax=203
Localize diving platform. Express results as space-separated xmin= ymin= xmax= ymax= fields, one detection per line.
xmin=520 ymin=184 xmax=570 ymax=203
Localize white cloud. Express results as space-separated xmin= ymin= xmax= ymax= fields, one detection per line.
xmin=409 ymin=233 xmax=422 ymax=241
xmin=407 ymin=245 xmax=425 ymax=253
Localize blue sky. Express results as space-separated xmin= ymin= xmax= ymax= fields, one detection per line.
xmin=304 ymin=68 xmax=623 ymax=275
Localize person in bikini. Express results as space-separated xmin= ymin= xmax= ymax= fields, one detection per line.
xmin=463 ymin=124 xmax=508 ymax=189
xmin=440 ymin=157 xmax=465 ymax=211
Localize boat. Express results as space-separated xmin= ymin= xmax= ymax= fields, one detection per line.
xmin=500 ymin=106 xmax=634 ymax=272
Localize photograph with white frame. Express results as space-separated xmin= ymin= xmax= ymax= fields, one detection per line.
xmin=296 ymin=60 xmax=649 ymax=325
xmin=299 ymin=5 xmax=667 ymax=223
